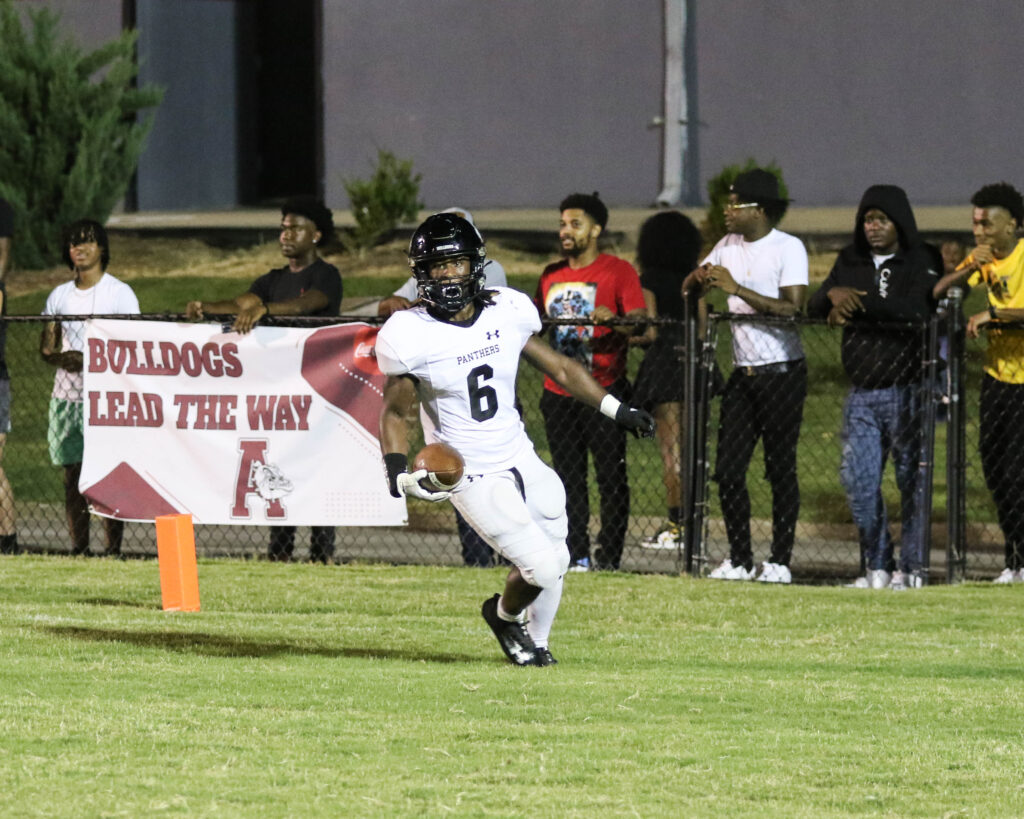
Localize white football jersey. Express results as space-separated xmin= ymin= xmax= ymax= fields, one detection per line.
xmin=375 ymin=287 xmax=541 ymax=474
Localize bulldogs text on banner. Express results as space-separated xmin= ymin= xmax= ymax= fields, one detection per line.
xmin=79 ymin=319 xmax=407 ymax=526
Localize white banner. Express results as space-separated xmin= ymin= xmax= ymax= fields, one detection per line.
xmin=80 ymin=319 xmax=407 ymax=526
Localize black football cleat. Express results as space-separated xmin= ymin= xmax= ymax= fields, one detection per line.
xmin=533 ymin=647 xmax=558 ymax=667
xmin=481 ymin=593 xmax=537 ymax=666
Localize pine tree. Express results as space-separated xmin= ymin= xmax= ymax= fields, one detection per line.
xmin=0 ymin=0 xmax=162 ymax=269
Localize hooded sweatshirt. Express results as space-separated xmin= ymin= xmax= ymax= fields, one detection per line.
xmin=808 ymin=185 xmax=941 ymax=388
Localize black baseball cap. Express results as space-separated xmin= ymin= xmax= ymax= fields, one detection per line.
xmin=730 ymin=169 xmax=788 ymax=204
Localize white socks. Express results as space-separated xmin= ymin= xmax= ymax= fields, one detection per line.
xmin=526 ymin=578 xmax=563 ymax=650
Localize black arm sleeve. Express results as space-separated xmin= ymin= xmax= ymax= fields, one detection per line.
xmin=383 ymin=453 xmax=409 ymax=498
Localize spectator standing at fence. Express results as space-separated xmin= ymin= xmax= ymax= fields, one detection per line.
xmin=377 ymin=213 xmax=653 ymax=665
xmin=535 ymin=193 xmax=647 ymax=571
xmin=932 ymin=182 xmax=1024 ymax=584
xmin=41 ymin=220 xmax=139 ymax=556
xmin=685 ymin=169 xmax=808 ymax=584
xmin=631 ymin=210 xmax=705 ymax=550
xmin=0 ymin=198 xmax=16 ymax=553
xmin=808 ymin=185 xmax=941 ymax=590
xmin=185 ymin=196 xmax=341 ymax=563
xmin=378 ymin=207 xmax=507 ymax=568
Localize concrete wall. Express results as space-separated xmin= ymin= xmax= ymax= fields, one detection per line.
xmin=694 ymin=0 xmax=1024 ymax=206
xmin=133 ymin=0 xmax=240 ymax=209
xmin=19 ymin=0 xmax=1024 ymax=208
xmin=16 ymin=0 xmax=122 ymax=49
xmin=321 ymin=0 xmax=665 ymax=211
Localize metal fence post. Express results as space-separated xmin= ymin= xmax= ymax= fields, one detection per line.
xmin=944 ymin=288 xmax=967 ymax=583
xmin=680 ymin=292 xmax=698 ymax=574
xmin=917 ymin=314 xmax=940 ymax=583
xmin=683 ymin=308 xmax=717 ymax=576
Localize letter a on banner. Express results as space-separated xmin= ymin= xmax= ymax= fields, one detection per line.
xmin=155 ymin=514 xmax=200 ymax=612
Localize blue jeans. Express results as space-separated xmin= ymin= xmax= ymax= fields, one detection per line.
xmin=839 ymin=385 xmax=924 ymax=572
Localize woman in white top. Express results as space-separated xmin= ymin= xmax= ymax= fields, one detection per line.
xmin=41 ymin=219 xmax=140 ymax=556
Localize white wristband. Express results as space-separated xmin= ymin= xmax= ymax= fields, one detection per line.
xmin=599 ymin=394 xmax=622 ymax=420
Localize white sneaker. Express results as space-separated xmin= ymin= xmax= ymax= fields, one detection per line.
xmin=708 ymin=559 xmax=756 ymax=581
xmin=756 ymin=561 xmax=792 ymax=584
xmin=890 ymin=570 xmax=924 ymax=591
xmin=1016 ymin=569 xmax=1024 ymax=583
xmin=992 ymin=568 xmax=1017 ymax=584
xmin=568 ymin=557 xmax=590 ymax=573
xmin=845 ymin=576 xmax=869 ymax=589
xmin=868 ymin=569 xmax=891 ymax=589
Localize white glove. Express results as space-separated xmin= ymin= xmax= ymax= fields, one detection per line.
xmin=396 ymin=469 xmax=452 ymax=502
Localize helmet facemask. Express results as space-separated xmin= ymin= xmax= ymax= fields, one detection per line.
xmin=408 ymin=214 xmax=487 ymax=316
xmin=415 ymin=261 xmax=485 ymax=315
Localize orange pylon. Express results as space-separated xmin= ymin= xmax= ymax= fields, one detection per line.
xmin=155 ymin=514 xmax=200 ymax=612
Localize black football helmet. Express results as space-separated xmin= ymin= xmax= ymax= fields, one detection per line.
xmin=408 ymin=213 xmax=487 ymax=315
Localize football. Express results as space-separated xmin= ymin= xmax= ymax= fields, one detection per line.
xmin=413 ymin=442 xmax=465 ymax=491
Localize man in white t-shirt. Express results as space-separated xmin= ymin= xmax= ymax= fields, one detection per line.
xmin=41 ymin=220 xmax=140 ymax=556
xmin=685 ymin=169 xmax=808 ymax=584
xmin=377 ymin=213 xmax=653 ymax=666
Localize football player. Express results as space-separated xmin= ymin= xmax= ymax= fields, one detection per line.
xmin=377 ymin=213 xmax=654 ymax=666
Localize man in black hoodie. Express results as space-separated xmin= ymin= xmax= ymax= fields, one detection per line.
xmin=808 ymin=185 xmax=941 ymax=590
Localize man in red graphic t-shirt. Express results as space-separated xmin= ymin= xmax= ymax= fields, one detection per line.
xmin=535 ymin=192 xmax=646 ymax=571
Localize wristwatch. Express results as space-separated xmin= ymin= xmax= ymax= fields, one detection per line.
xmin=989 ymin=303 xmax=998 ymax=319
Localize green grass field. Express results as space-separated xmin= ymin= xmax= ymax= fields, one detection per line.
xmin=3 ymin=556 xmax=1024 ymax=818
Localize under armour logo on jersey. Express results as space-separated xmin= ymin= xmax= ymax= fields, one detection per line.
xmin=487 ymin=330 xmax=500 ymax=340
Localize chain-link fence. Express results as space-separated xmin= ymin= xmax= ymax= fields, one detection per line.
xmin=0 ymin=299 xmax=1014 ymax=583
xmin=683 ymin=289 xmax=1010 ymax=584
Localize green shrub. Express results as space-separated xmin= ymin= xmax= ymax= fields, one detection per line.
xmin=0 ymin=0 xmax=163 ymax=270
xmin=703 ymin=159 xmax=788 ymax=246
xmin=342 ymin=149 xmax=423 ymax=254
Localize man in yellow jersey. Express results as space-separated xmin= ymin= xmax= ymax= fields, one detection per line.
xmin=933 ymin=182 xmax=1024 ymax=582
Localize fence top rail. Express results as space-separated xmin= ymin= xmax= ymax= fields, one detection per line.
xmin=8 ymin=313 xmax=1024 ymax=332
xmin=710 ymin=311 xmax=951 ymax=331
xmin=4 ymin=314 xmax=383 ymax=326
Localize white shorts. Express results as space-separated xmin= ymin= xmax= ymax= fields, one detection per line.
xmin=451 ymin=448 xmax=569 ymax=588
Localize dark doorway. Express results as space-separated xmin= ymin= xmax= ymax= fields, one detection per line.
xmin=237 ymin=0 xmax=322 ymax=204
